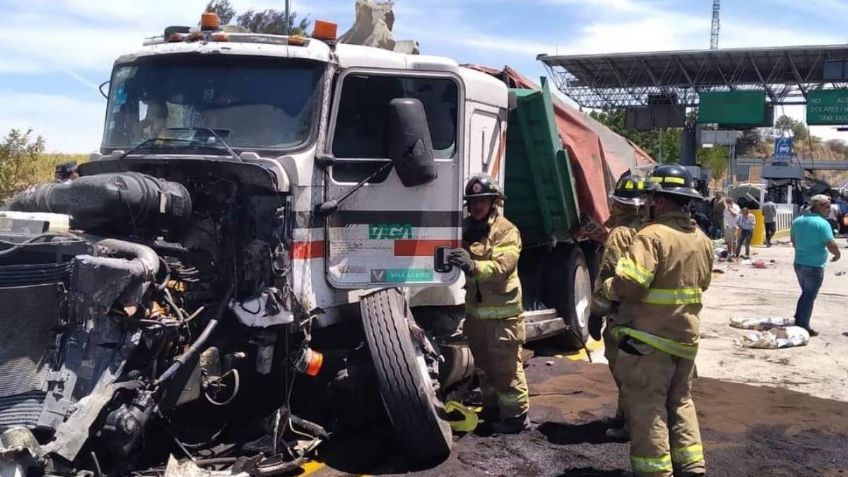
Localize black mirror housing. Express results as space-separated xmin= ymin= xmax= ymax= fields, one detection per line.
xmin=386 ymin=98 xmax=438 ymax=187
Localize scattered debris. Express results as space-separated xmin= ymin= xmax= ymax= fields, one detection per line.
xmin=546 ymin=361 xmax=555 ymax=366
xmin=730 ymin=316 xmax=794 ymax=330
xmin=712 ymin=268 xmax=725 ymax=274
xmin=836 ymin=271 xmax=846 ymax=276
xmin=700 ymin=330 xmax=720 ymax=339
xmin=736 ymin=326 xmax=810 ymax=349
xmin=751 ymin=260 xmax=768 ymax=269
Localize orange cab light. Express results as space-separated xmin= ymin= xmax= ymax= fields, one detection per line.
xmin=211 ymin=32 xmax=229 ymax=42
xmin=287 ymin=35 xmax=306 ymax=46
xmin=312 ymin=20 xmax=337 ymax=41
xmin=200 ymin=12 xmax=221 ymax=31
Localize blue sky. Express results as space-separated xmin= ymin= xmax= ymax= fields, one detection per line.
xmin=1 ymin=0 xmax=846 ymax=152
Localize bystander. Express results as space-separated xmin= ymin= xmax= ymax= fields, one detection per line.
xmin=736 ymin=208 xmax=756 ymax=259
xmin=762 ymin=196 xmax=777 ymax=247
xmin=790 ymin=194 xmax=841 ymax=336
xmin=724 ymin=197 xmax=740 ymax=258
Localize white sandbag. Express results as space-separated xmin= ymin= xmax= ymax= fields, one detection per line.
xmin=737 ymin=326 xmax=810 ymax=349
xmin=729 ymin=316 xmax=794 ymax=330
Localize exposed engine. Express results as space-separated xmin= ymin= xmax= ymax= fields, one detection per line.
xmin=0 ymin=160 xmax=346 ymax=476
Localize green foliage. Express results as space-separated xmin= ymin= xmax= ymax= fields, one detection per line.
xmin=236 ymin=9 xmax=310 ymax=35
xmin=589 ymin=109 xmax=680 ymax=163
xmin=775 ymin=114 xmax=809 ymax=141
xmin=696 ymin=146 xmax=729 ymax=183
xmin=203 ymin=1 xmax=311 ymax=35
xmin=0 ymin=129 xmax=87 ymax=200
xmin=1 ymin=129 xmax=45 ymax=199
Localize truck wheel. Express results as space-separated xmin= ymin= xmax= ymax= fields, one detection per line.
xmin=360 ymin=288 xmax=452 ymax=461
xmin=543 ymin=246 xmax=592 ymax=349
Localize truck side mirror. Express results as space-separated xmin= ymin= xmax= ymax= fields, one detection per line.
xmin=386 ymin=98 xmax=438 ymax=187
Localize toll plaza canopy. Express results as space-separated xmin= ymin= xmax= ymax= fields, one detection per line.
xmin=538 ymin=44 xmax=848 ymax=108
xmin=467 ymin=65 xmax=655 ymax=225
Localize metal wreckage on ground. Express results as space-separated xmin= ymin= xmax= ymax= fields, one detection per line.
xmin=0 ymin=3 xmax=653 ymax=476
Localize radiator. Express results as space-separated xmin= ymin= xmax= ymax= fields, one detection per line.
xmin=0 ymin=284 xmax=60 ymax=429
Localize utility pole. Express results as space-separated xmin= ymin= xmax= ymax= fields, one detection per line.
xmin=284 ymin=0 xmax=291 ymax=35
xmin=710 ymin=0 xmax=720 ymax=50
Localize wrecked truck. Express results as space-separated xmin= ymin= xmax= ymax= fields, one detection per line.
xmin=0 ymin=15 xmax=647 ymax=476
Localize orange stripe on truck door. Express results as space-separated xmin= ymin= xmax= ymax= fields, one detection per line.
xmin=394 ymin=240 xmax=461 ymax=257
xmin=292 ymin=241 xmax=324 ymax=259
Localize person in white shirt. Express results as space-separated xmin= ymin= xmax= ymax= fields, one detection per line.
xmin=723 ymin=197 xmax=741 ymax=258
xmin=827 ymin=201 xmax=840 ymax=235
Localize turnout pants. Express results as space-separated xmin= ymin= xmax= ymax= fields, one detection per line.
xmin=615 ymin=348 xmax=705 ymax=477
xmin=603 ymin=322 xmax=625 ymax=421
xmin=464 ymin=315 xmax=530 ymax=419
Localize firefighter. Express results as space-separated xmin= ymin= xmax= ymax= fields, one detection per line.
xmin=448 ymin=174 xmax=529 ymax=434
xmin=588 ymin=171 xmax=648 ymax=441
xmin=602 ymin=164 xmax=712 ymax=477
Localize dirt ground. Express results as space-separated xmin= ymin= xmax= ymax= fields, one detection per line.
xmin=303 ymin=241 xmax=848 ymax=477
xmin=698 ymin=241 xmax=848 ymax=402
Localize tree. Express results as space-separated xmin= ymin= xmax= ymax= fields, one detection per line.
xmin=205 ymin=0 xmax=236 ymax=25
xmin=589 ymin=109 xmax=681 ymax=163
xmin=696 ymin=145 xmax=728 ymax=184
xmin=775 ymin=114 xmax=809 ymax=141
xmin=203 ymin=1 xmax=310 ymax=35
xmin=236 ymin=9 xmax=310 ymax=35
xmin=0 ymin=129 xmax=46 ymax=199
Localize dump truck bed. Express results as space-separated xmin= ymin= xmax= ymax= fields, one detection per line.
xmin=503 ymin=80 xmax=580 ymax=248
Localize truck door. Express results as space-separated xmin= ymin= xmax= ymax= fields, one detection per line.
xmin=324 ymin=71 xmax=464 ymax=289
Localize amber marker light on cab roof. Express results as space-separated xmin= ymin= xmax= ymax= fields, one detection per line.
xmin=287 ymin=35 xmax=307 ymax=46
xmin=312 ymin=20 xmax=337 ymax=41
xmin=200 ymin=12 xmax=221 ymax=31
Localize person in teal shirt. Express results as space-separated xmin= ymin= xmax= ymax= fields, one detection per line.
xmin=790 ymin=194 xmax=841 ymax=336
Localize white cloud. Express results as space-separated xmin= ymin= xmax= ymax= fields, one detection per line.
xmin=0 ymin=91 xmax=105 ymax=153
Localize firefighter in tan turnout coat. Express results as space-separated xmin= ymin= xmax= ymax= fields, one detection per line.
xmin=602 ymin=164 xmax=713 ymax=477
xmin=449 ymin=174 xmax=530 ymax=434
xmin=589 ymin=172 xmax=648 ymax=441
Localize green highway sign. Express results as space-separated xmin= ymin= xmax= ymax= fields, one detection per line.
xmin=807 ymin=89 xmax=848 ymax=125
xmin=698 ymin=91 xmax=765 ymax=125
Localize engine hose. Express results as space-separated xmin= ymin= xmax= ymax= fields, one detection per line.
xmin=154 ymin=285 xmax=234 ymax=386
xmin=96 ymin=239 xmax=160 ymax=279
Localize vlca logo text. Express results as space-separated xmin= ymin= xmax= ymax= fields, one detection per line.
xmin=368 ymin=224 xmax=413 ymax=240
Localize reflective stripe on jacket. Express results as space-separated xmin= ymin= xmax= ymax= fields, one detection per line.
xmin=605 ymin=210 xmax=713 ymax=347
xmin=463 ymin=214 xmax=523 ymax=320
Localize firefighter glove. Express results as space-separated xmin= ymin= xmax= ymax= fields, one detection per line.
xmin=448 ymin=248 xmax=476 ymax=274
xmin=588 ymin=314 xmax=604 ymax=341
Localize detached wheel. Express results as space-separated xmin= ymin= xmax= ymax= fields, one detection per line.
xmin=543 ymin=246 xmax=592 ymax=350
xmin=360 ymin=288 xmax=452 ymax=461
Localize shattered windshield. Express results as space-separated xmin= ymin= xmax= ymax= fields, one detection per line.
xmin=102 ymin=55 xmax=323 ymax=152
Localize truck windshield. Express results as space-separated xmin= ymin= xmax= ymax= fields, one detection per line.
xmin=102 ymin=56 xmax=323 ymax=153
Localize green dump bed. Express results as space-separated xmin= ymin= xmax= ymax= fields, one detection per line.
xmin=503 ymin=80 xmax=580 ymax=248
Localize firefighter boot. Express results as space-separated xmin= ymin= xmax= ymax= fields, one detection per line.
xmin=484 ymin=413 xmax=530 ymax=434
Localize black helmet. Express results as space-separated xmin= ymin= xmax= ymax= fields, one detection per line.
xmin=464 ymin=174 xmax=505 ymax=200
xmin=611 ymin=172 xmax=648 ymax=206
xmin=646 ymin=164 xmax=703 ymax=201
xmin=55 ymin=161 xmax=78 ymax=176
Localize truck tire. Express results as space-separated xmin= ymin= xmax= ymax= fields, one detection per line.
xmin=360 ymin=288 xmax=452 ymax=461
xmin=543 ymin=246 xmax=592 ymax=349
